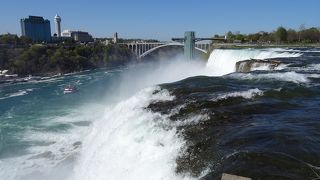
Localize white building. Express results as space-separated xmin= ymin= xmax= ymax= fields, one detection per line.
xmin=113 ymin=32 xmax=118 ymax=43
xmin=54 ymin=14 xmax=61 ymax=37
xmin=61 ymin=30 xmax=72 ymax=37
xmin=62 ymin=30 xmax=93 ymax=43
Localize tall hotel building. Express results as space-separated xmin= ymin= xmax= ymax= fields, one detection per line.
xmin=20 ymin=16 xmax=51 ymax=42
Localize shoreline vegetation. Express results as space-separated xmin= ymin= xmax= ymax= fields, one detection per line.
xmin=205 ymin=26 xmax=320 ymax=58
xmin=214 ymin=26 xmax=320 ymax=44
xmin=211 ymin=43 xmax=320 ymax=48
xmin=0 ymin=34 xmax=136 ymax=83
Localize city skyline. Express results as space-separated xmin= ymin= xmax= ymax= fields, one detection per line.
xmin=0 ymin=0 xmax=319 ymax=41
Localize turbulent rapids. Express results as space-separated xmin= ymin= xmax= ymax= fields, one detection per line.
xmin=1 ymin=48 xmax=320 ymax=180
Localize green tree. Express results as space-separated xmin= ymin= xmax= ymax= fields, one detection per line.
xmin=298 ymin=24 xmax=306 ymax=42
xmin=0 ymin=49 xmax=9 ymax=68
xmin=287 ymin=29 xmax=298 ymax=43
xmin=20 ymin=36 xmax=32 ymax=44
xmin=226 ymin=31 xmax=234 ymax=41
xmin=301 ymin=27 xmax=320 ymax=43
xmin=0 ymin=34 xmax=20 ymax=44
xmin=275 ymin=26 xmax=288 ymax=43
xmin=235 ymin=34 xmax=245 ymax=41
xmin=75 ymin=45 xmax=92 ymax=58
xmin=247 ymin=33 xmax=261 ymax=42
xmin=258 ymin=32 xmax=273 ymax=43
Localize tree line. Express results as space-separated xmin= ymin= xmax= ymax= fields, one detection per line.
xmin=0 ymin=34 xmax=32 ymax=45
xmin=0 ymin=35 xmax=136 ymax=76
xmin=216 ymin=26 xmax=320 ymax=44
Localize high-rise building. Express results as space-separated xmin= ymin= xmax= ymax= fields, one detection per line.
xmin=20 ymin=16 xmax=51 ymax=42
xmin=54 ymin=14 xmax=61 ymax=37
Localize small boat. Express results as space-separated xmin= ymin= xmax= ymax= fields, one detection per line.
xmin=64 ymin=85 xmax=77 ymax=94
xmin=24 ymin=75 xmax=41 ymax=81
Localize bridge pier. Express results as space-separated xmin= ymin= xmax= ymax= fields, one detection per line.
xmin=172 ymin=31 xmax=226 ymax=60
xmin=138 ymin=45 xmax=142 ymax=56
xmin=142 ymin=43 xmax=144 ymax=54
xmin=184 ymin=31 xmax=196 ymax=60
xmin=143 ymin=43 xmax=146 ymax=53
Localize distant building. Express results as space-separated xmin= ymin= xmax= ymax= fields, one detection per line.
xmin=113 ymin=32 xmax=118 ymax=43
xmin=62 ymin=30 xmax=93 ymax=43
xmin=61 ymin=30 xmax=72 ymax=37
xmin=54 ymin=14 xmax=62 ymax=37
xmin=104 ymin=39 xmax=110 ymax=45
xmin=20 ymin=16 xmax=51 ymax=42
xmin=72 ymin=31 xmax=93 ymax=42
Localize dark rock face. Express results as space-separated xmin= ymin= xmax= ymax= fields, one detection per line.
xmin=236 ymin=59 xmax=282 ymax=72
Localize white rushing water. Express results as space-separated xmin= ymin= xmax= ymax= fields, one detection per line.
xmin=69 ymin=48 xmax=305 ymax=180
xmin=227 ymin=71 xmax=310 ymax=83
xmin=71 ymin=87 xmax=194 ymax=180
xmin=212 ymin=88 xmax=264 ymax=101
xmin=69 ymin=59 xmax=211 ymax=180
xmin=0 ymin=48 xmax=306 ymax=180
xmin=206 ymin=48 xmax=302 ymax=76
xmin=67 ymin=48 xmax=305 ymax=180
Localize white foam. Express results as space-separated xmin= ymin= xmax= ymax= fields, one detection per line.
xmin=273 ymin=48 xmax=320 ymax=53
xmin=71 ymin=87 xmax=195 ymax=180
xmin=247 ymin=62 xmax=288 ymax=71
xmin=169 ymin=104 xmax=187 ymax=116
xmin=250 ymin=63 xmax=273 ymax=71
xmin=306 ymin=73 xmax=320 ymax=79
xmin=279 ymin=48 xmax=320 ymax=53
xmin=0 ymin=103 xmax=105 ymax=180
xmin=206 ymin=49 xmax=302 ymax=75
xmin=172 ymin=114 xmax=210 ymax=127
xmin=0 ymin=90 xmax=29 ymax=100
xmin=274 ymin=64 xmax=289 ymax=70
xmin=229 ymin=71 xmax=309 ymax=83
xmin=285 ymin=63 xmax=320 ymax=73
xmin=9 ymin=90 xmax=29 ymax=97
xmin=306 ymin=64 xmax=320 ymax=71
xmin=213 ymin=88 xmax=264 ymax=101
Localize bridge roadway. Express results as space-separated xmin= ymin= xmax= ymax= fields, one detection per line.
xmin=119 ymin=41 xmax=211 ymax=59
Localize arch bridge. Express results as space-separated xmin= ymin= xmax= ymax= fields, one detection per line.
xmin=120 ymin=31 xmax=226 ymax=60
xmin=120 ymin=41 xmax=211 ymax=59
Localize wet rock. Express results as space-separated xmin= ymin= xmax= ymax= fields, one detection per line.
xmin=236 ymin=59 xmax=282 ymax=73
xmin=221 ymin=173 xmax=251 ymax=180
xmin=73 ymin=141 xmax=82 ymax=149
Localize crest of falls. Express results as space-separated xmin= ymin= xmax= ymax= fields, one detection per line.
xmin=206 ymin=48 xmax=302 ymax=76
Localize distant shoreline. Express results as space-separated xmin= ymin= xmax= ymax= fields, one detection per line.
xmin=0 ymin=41 xmax=136 ymax=79
xmin=211 ymin=43 xmax=320 ymax=49
xmin=0 ymin=66 xmax=124 ymax=85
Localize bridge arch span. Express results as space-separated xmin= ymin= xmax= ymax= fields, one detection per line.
xmin=195 ymin=47 xmax=207 ymax=54
xmin=140 ymin=43 xmax=182 ymax=58
xmin=140 ymin=43 xmax=207 ymax=58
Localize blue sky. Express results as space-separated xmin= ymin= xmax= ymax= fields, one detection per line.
xmin=0 ymin=0 xmax=319 ymax=40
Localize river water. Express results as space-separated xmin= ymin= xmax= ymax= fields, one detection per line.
xmin=0 ymin=48 xmax=320 ymax=180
